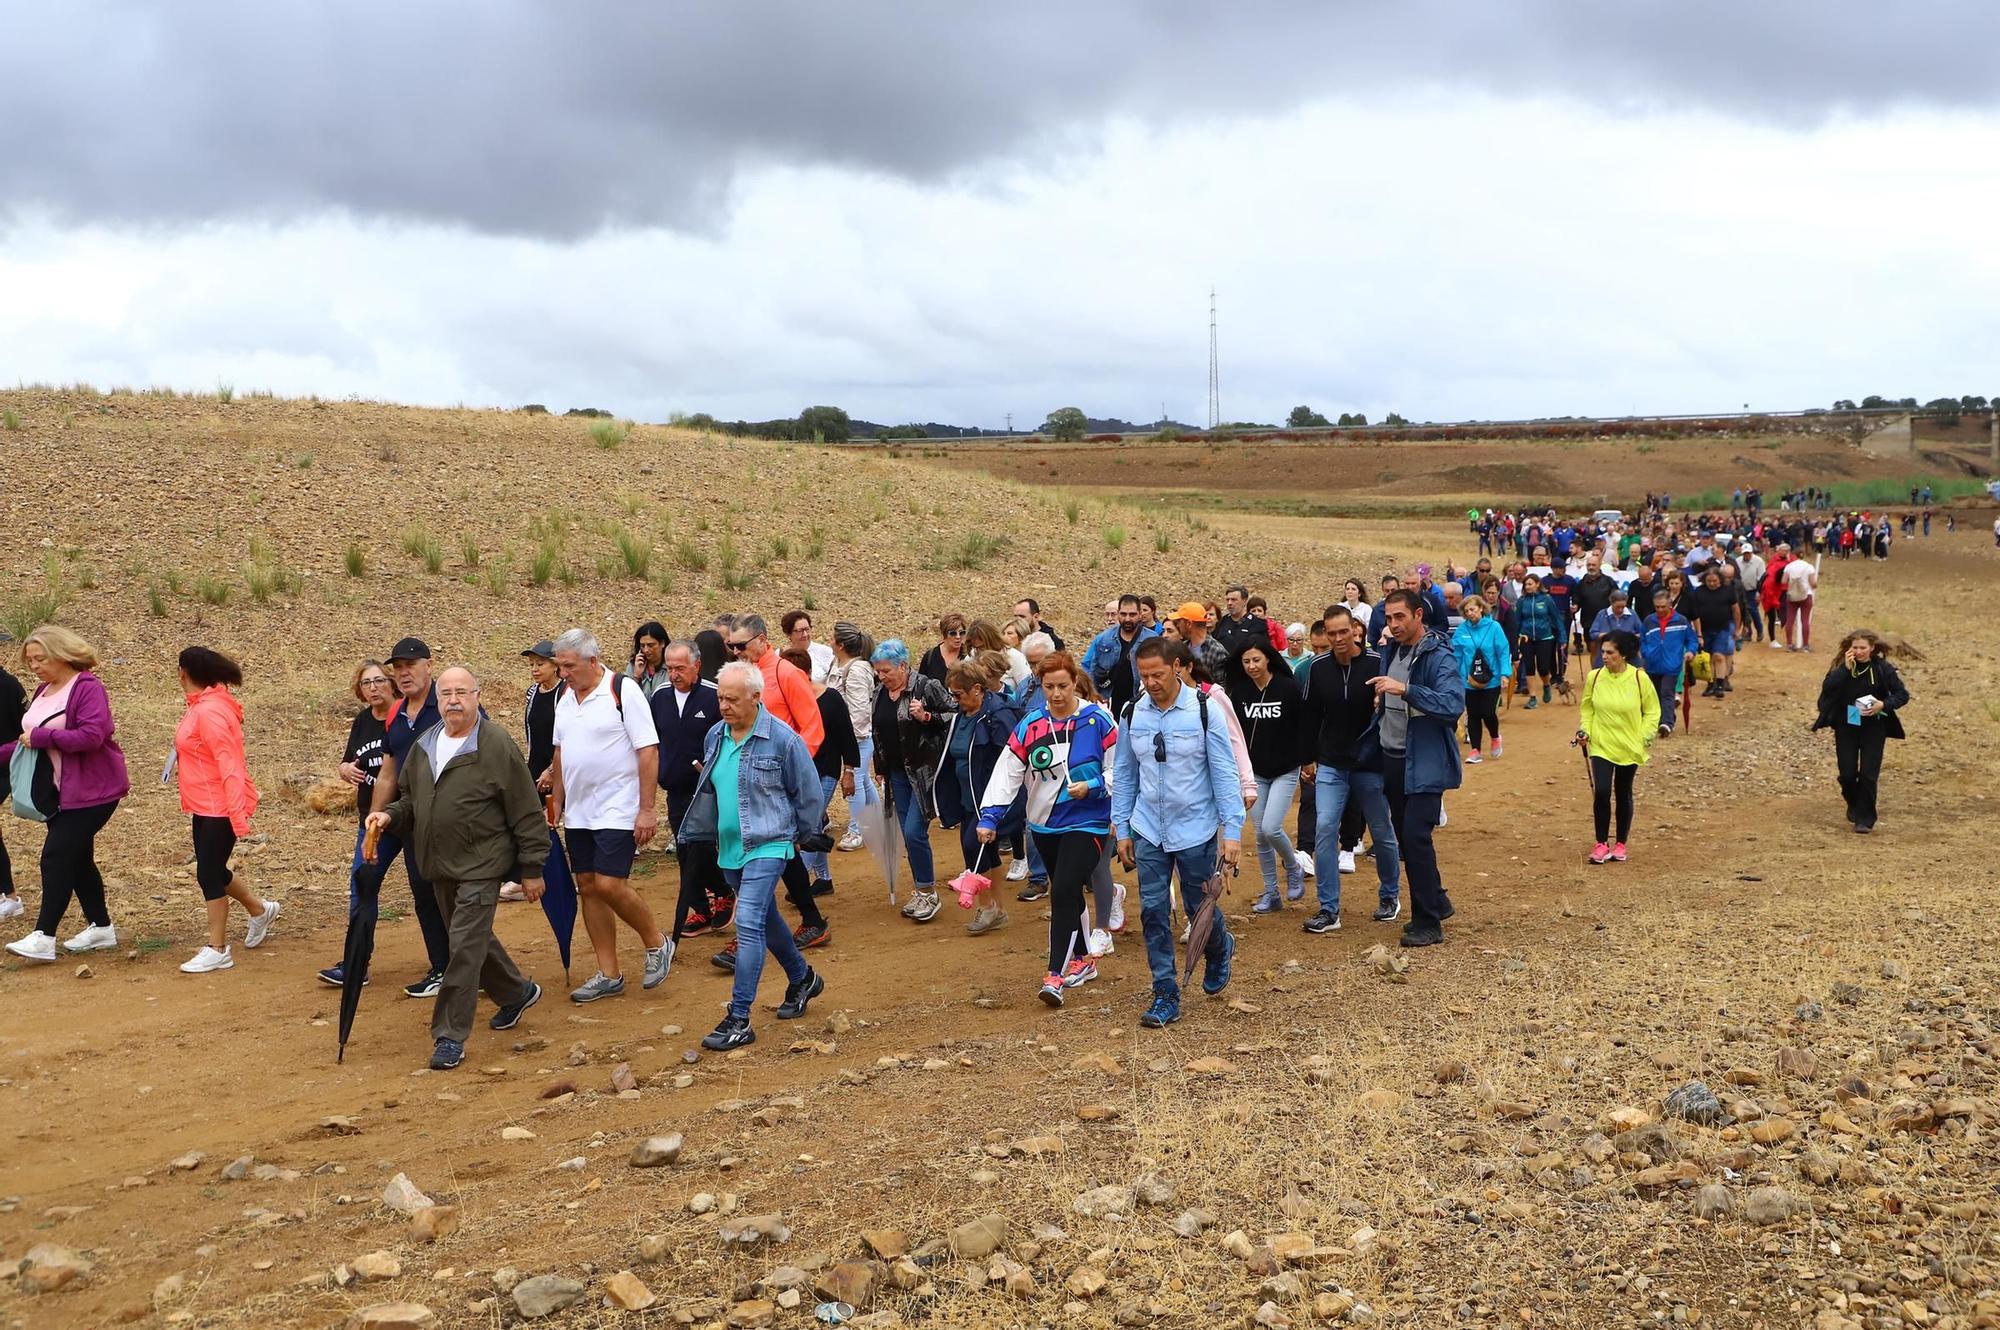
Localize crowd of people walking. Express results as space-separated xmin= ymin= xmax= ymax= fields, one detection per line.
xmin=0 ymin=496 xmax=1915 ymax=1068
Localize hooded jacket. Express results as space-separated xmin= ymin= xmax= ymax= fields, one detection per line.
xmin=1369 ymin=630 xmax=1465 ymax=796
xmin=0 ymin=671 xmax=130 ymax=810
xmin=1451 ymin=615 xmax=1513 ymax=689
xmin=174 ymin=685 xmax=260 ymax=834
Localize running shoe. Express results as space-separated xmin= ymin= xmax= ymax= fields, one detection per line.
xmin=701 ymin=1015 xmax=755 ymax=1051
xmin=1251 ymin=893 xmax=1282 ymax=914
xmin=810 ymin=878 xmax=835 ymax=897
xmin=404 ymin=969 xmax=443 ymax=999
xmin=965 ymin=904 xmax=1007 ymax=935
xmin=429 ymin=1038 xmax=464 ymax=1070
xmin=1085 ymin=927 xmax=1114 ymax=957
xmin=704 ymin=895 xmax=735 ymax=931
xmin=1201 ymin=931 xmax=1235 ymax=996
xmin=1464 ymin=750 xmax=1482 ymax=764
xmin=835 ymin=831 xmax=864 ymax=853
xmin=710 ymin=941 xmax=739 ymax=971
xmin=1338 ymin=850 xmax=1357 ymax=875
xmin=1609 ymin=842 xmax=1628 ymax=862
xmin=1038 ymin=974 xmax=1065 ymax=1008
xmin=775 ymin=967 xmax=824 ymax=1019
xmin=1016 ymin=880 xmax=1049 ymax=903
xmin=906 ymin=889 xmax=941 ymax=923
xmin=490 ymin=980 xmax=543 ymax=1030
xmin=1285 ymin=866 xmax=1305 ymax=901
xmin=64 ymin=923 xmax=118 ymax=953
xmin=679 ymin=905 xmax=714 ymax=939
xmin=1061 ymin=957 xmax=1099 ymax=989
xmin=1372 ymin=899 xmax=1402 ymax=923
xmin=499 ymin=882 xmax=527 ymax=902
xmin=1108 ymin=884 xmax=1127 ymax=932
xmin=1490 ymin=737 xmax=1503 ymax=758
xmin=642 ymin=939 xmax=674 ymax=988
xmin=793 ymin=922 xmax=830 ymax=949
xmin=1006 ymin=858 xmax=1029 ymax=882
xmin=180 ymin=945 xmax=234 ymax=974
xmin=569 ymin=971 xmax=626 ymax=1002
xmin=244 ymin=900 xmax=281 ymax=949
xmin=1303 ymin=909 xmax=1341 ymax=934
xmin=0 ymin=896 xmax=22 ymax=921
xmin=1295 ymin=851 xmax=1315 ymax=879
xmin=1139 ymin=995 xmax=1180 ymax=1028
xmin=1589 ymin=842 xmax=1611 ymax=865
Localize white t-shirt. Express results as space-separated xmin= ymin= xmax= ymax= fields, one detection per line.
xmin=553 ymin=670 xmax=661 ymax=829
xmin=1783 ymin=559 xmax=1817 ymax=602
xmin=805 ymin=641 xmax=835 ymax=685
xmin=432 ymin=729 xmax=471 ymax=771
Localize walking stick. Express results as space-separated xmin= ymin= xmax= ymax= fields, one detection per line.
xmin=1571 ymin=732 xmax=1595 ymax=792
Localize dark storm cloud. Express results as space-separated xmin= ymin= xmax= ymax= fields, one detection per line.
xmin=5 ymin=0 xmax=1991 ymax=237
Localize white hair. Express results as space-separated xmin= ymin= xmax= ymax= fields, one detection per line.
xmin=717 ymin=660 xmax=764 ymax=695
xmin=1022 ymin=631 xmax=1054 ymax=656
xmin=553 ymin=627 xmax=600 ymax=660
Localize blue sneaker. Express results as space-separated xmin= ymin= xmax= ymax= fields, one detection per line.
xmin=1202 ymin=931 xmax=1235 ymax=996
xmin=429 ymin=1038 xmax=464 ymax=1070
xmin=1139 ymin=995 xmax=1180 ymax=1029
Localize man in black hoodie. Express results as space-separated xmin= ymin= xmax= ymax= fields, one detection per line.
xmin=1299 ymin=606 xmax=1401 ymax=934
xmin=1571 ymin=550 xmax=1618 ymax=655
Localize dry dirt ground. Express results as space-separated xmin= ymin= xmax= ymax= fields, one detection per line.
xmin=921 ymin=431 xmax=1996 ymax=517
xmin=1 ymin=392 xmax=1998 ymax=1330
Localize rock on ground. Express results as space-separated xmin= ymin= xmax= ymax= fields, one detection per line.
xmin=349 ymin=1304 xmax=436 ymax=1330
xmin=17 ymin=1244 xmax=93 ymax=1293
xmin=512 ymin=1274 xmax=587 ymax=1319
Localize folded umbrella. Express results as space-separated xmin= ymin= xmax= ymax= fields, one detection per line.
xmin=948 ymin=840 xmax=993 ymax=909
xmin=1180 ymin=866 xmax=1231 ymax=991
xmin=855 ymin=786 xmax=902 ymax=904
xmin=336 ymin=835 xmax=384 ymax=1064
xmin=538 ymin=828 xmax=577 ymax=986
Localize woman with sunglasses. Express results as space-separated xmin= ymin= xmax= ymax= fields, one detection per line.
xmin=317 ymin=659 xmax=400 ymax=987
xmin=918 ymin=613 xmax=968 ymax=684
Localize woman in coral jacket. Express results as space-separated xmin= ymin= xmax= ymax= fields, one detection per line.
xmin=173 ymin=647 xmax=280 ymax=974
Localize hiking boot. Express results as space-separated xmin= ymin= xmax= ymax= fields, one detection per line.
xmin=965 ymin=903 xmax=1007 ymax=936
xmin=775 ymin=967 xmax=823 ymax=1020
xmin=1303 ymin=909 xmax=1341 ymax=934
xmin=490 ymin=980 xmax=543 ymax=1030
xmin=1373 ymin=899 xmax=1402 ymax=923
xmin=792 ymin=922 xmax=830 ymax=950
xmin=710 ymin=941 xmax=738 ymax=971
xmin=1201 ymin=931 xmax=1235 ymax=996
xmin=1061 ymin=957 xmax=1099 ymax=988
xmin=642 ymin=939 xmax=674 ymax=989
xmin=243 ymin=900 xmax=281 ymax=949
xmin=1038 ymin=974 xmax=1065 ymax=1008
xmin=1399 ymin=923 xmax=1445 ymax=948
xmin=905 ymin=888 xmax=941 ymax=923
xmin=1589 ymin=842 xmax=1611 ymax=865
xmin=1610 ymin=842 xmax=1628 ymax=862
xmin=569 ymin=971 xmax=626 ymax=1003
xmin=701 ymin=1015 xmax=755 ymax=1051
xmin=403 ymin=969 xmax=443 ymax=999
xmin=1016 ymin=879 xmax=1049 ymax=903
xmin=1139 ymin=994 xmax=1181 ymax=1028
xmin=429 ymin=1038 xmax=464 ymax=1071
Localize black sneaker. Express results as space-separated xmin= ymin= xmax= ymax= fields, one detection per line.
xmin=1399 ymin=923 xmax=1445 ymax=948
xmin=1016 ymin=881 xmax=1050 ymax=903
xmin=810 ymin=878 xmax=835 ymax=897
xmin=1438 ymin=900 xmax=1456 ymax=922
xmin=403 ymin=969 xmax=443 ymax=1000
xmin=1853 ymin=820 xmax=1874 ymax=835
xmin=1371 ymin=900 xmax=1401 ymax=922
xmin=775 ymin=967 xmax=824 ymax=1020
xmin=711 ymin=941 xmax=738 ymax=971
xmin=1302 ymin=909 xmax=1341 ymax=934
xmin=490 ymin=980 xmax=542 ymax=1031
xmin=701 ymin=1015 xmax=756 ymax=1051
xmin=429 ymin=1038 xmax=464 ymax=1070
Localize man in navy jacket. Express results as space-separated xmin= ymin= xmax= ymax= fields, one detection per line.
xmin=650 ymin=643 xmax=728 ymax=939
xmin=1372 ymin=590 xmax=1465 ymax=949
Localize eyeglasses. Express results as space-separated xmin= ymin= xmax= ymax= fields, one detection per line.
xmin=360 ymin=677 xmax=393 ymax=688
xmin=944 ymin=628 xmax=966 ymax=638
xmin=724 ymin=637 xmax=755 ymax=654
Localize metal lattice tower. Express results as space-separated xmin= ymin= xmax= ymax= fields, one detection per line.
xmin=1205 ymin=287 xmax=1220 ymax=429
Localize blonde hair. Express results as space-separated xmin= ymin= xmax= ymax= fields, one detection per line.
xmin=1461 ymin=594 xmax=1489 ymax=615
xmin=22 ymin=625 xmax=96 ymax=671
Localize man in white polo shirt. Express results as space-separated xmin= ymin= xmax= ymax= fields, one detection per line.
xmin=547 ymin=627 xmax=673 ymax=1002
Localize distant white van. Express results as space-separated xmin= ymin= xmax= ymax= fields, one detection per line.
xmin=1591 ymin=509 xmax=1624 ymax=525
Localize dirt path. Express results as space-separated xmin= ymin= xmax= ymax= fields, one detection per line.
xmin=3 ymin=520 xmax=1997 ymax=1329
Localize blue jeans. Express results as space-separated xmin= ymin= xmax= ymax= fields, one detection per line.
xmin=1133 ymin=834 xmax=1224 ymax=1003
xmin=845 ymin=736 xmax=876 ymax=836
xmin=724 ymin=858 xmax=808 ymax=1021
xmin=886 ymin=769 xmax=935 ymax=888
xmin=1314 ymin=766 xmax=1399 ymax=913
xmin=347 ymin=821 xmax=405 ymax=923
xmin=1251 ymin=770 xmax=1301 ymax=897
xmin=801 ymin=773 xmax=837 ymax=882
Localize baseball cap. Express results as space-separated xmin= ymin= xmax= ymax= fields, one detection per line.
xmin=1173 ymin=601 xmax=1208 ymax=622
xmin=520 ymin=639 xmax=556 ymax=660
xmin=387 ymin=636 xmax=432 ymax=662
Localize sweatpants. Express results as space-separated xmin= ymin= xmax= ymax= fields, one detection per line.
xmin=429 ymin=876 xmax=532 ymax=1045
xmin=35 ymin=800 xmax=119 ymax=936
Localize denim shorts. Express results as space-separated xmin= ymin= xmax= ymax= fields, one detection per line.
xmin=566 ymin=827 xmax=637 ymax=878
xmin=1702 ymin=625 xmax=1736 ymax=656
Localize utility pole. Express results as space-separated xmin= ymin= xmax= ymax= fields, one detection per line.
xmin=1206 ymin=287 xmax=1220 ymax=430
xmin=1005 ymin=412 xmax=1012 ymax=435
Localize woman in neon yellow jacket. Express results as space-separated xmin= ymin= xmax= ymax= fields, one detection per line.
xmin=1575 ymin=629 xmax=1658 ymax=866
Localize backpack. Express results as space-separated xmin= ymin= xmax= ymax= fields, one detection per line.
xmin=1468 ymin=650 xmax=1494 ymax=689
xmin=8 ymin=720 xmax=61 ymax=822
xmin=1122 ymin=688 xmax=1211 ymax=739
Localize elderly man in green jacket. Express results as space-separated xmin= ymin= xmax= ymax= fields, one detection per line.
xmin=368 ymin=665 xmax=547 ymax=1070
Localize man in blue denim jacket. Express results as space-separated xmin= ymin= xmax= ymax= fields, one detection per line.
xmin=677 ymin=662 xmax=826 ymax=1051
xmin=1111 ymin=638 xmax=1246 ymax=1030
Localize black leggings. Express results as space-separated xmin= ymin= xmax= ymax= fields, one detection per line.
xmin=36 ymin=799 xmax=119 ymax=935
xmin=1520 ymin=639 xmax=1557 ymax=682
xmin=0 ymin=824 xmax=13 ymax=896
xmin=1466 ymin=687 xmax=1501 ymax=749
xmin=1033 ymin=829 xmax=1103 ymax=975
xmin=191 ymin=815 xmax=237 ymax=900
xmin=1590 ymin=757 xmax=1636 ymax=844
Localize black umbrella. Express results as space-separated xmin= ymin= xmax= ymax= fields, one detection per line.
xmin=336 ymin=829 xmax=384 ymax=1064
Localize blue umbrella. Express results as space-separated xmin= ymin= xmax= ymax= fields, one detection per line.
xmin=538 ymin=829 xmax=577 ymax=985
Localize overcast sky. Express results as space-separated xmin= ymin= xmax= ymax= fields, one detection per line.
xmin=5 ymin=2 xmax=1996 ymax=427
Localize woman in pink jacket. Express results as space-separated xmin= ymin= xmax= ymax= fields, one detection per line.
xmin=173 ymin=648 xmax=279 ymax=974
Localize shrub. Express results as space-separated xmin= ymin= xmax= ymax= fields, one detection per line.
xmin=675 ymin=539 xmax=708 ymax=572
xmin=460 ymin=535 xmax=482 ymax=568
xmin=802 ymin=591 xmax=817 ymax=611
xmin=530 ymin=541 xmax=560 ymax=586
xmin=589 ymin=419 xmax=629 ymax=450
xmin=484 ymin=559 xmax=510 ymax=598
xmin=1 ymin=410 xmax=19 ymax=431
xmin=146 ymin=584 xmax=167 ymax=618
xmin=1064 ymin=499 xmax=1080 ymax=526
xmin=1154 ymin=530 xmax=1172 ymax=553
xmin=244 ymin=562 xmax=277 ymax=603
xmin=216 ymin=382 xmax=235 ymax=404
xmin=1103 ymin=525 xmax=1127 ymax=550
xmin=194 ymin=574 xmax=231 ymax=606
xmin=343 ymin=542 xmax=366 ymax=577
xmin=770 ymin=535 xmax=791 ymax=562
xmin=614 ymin=526 xmax=653 ymax=579
xmin=929 ymin=531 xmax=1004 ymax=570
xmin=1 ymin=587 xmax=66 ymax=641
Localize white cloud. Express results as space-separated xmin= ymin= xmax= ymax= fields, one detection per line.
xmin=4 ymin=95 xmax=1996 ymax=426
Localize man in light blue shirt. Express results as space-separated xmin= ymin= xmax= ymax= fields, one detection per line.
xmin=1112 ymin=638 xmax=1247 ymax=1029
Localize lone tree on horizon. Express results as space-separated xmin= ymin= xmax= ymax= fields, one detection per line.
xmin=1042 ymin=406 xmax=1087 ymax=441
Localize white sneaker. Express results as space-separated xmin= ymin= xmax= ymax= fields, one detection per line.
xmin=243 ymin=899 xmax=281 ymax=949
xmin=1296 ymin=851 xmax=1315 ymax=879
xmin=1108 ymin=883 xmax=1126 ymax=932
xmin=0 ymin=895 xmax=22 ymax=920
xmin=1768 ymin=639 xmax=1785 ymax=650
xmin=1086 ymin=927 xmax=1114 ymax=957
xmin=1179 ymin=921 xmax=1190 ymax=945
xmin=63 ymin=923 xmax=118 ymax=953
xmin=1438 ymin=804 xmax=1448 ymax=828
xmin=835 ymin=831 xmax=864 ymax=853
xmin=1006 ymin=858 xmax=1029 ymax=882
xmin=180 ymin=945 xmax=234 ymax=974
xmin=1338 ymin=850 xmax=1357 ymax=875
xmin=498 ymin=882 xmax=527 ymax=902
xmin=5 ymin=930 xmax=57 ymax=962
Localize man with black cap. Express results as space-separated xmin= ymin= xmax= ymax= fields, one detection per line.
xmin=363 ymin=636 xmax=453 ymax=998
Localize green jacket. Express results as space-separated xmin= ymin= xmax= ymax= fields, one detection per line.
xmin=383 ymin=718 xmax=548 ymax=883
